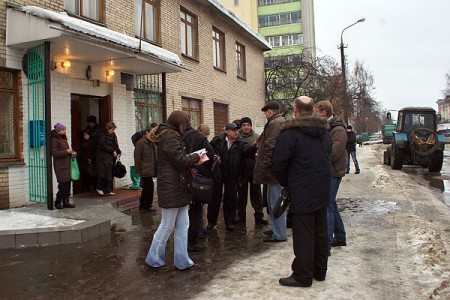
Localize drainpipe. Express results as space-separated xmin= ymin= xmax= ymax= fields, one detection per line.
xmin=162 ymin=72 xmax=167 ymax=122
xmin=44 ymin=41 xmax=53 ymax=210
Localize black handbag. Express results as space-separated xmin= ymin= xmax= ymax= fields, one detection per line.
xmin=114 ymin=158 xmax=127 ymax=178
xmin=189 ymin=173 xmax=214 ymax=204
xmin=273 ymin=187 xmax=290 ymax=219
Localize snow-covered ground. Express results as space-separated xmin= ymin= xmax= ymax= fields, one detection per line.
xmin=0 ymin=211 xmax=83 ymax=230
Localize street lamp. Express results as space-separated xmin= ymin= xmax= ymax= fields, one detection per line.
xmin=340 ymin=18 xmax=365 ymax=124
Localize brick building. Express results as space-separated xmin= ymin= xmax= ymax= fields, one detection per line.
xmin=0 ymin=0 xmax=270 ymax=208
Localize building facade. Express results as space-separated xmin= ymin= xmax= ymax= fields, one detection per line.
xmin=0 ymin=0 xmax=270 ymax=208
xmin=222 ymin=0 xmax=315 ymax=57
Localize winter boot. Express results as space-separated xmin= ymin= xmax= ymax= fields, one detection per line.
xmin=55 ymin=198 xmax=63 ymax=209
xmin=63 ymin=197 xmax=76 ymax=208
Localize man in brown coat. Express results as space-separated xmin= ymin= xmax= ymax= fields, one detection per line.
xmin=134 ymin=126 xmax=157 ymax=212
xmin=314 ymin=100 xmax=348 ymax=255
xmin=254 ymin=101 xmax=286 ymax=242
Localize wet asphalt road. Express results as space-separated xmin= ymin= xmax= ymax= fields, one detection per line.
xmin=0 ymin=210 xmax=273 ymax=300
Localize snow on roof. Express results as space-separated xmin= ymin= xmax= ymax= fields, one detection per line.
xmin=208 ymin=0 xmax=272 ymax=50
xmin=19 ymin=6 xmax=182 ymax=67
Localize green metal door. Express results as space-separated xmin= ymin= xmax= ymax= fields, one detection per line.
xmin=134 ymin=74 xmax=162 ymax=131
xmin=27 ymin=45 xmax=47 ymax=203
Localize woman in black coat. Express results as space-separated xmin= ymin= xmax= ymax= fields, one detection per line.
xmin=96 ymin=122 xmax=121 ymax=196
xmin=145 ymin=111 xmax=206 ymax=271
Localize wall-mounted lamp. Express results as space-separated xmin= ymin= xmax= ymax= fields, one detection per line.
xmin=106 ymin=70 xmax=115 ymax=77
xmin=86 ymin=65 xmax=92 ymax=79
xmin=61 ymin=60 xmax=71 ymax=69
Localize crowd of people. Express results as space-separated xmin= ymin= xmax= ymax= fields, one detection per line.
xmin=51 ymin=97 xmax=362 ymax=285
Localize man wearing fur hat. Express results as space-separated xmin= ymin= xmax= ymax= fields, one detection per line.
xmin=236 ymin=117 xmax=267 ymax=225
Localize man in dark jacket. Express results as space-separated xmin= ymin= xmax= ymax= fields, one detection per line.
xmin=273 ymin=96 xmax=332 ymax=287
xmin=182 ymin=124 xmax=215 ymax=252
xmin=314 ymin=100 xmax=348 ymax=253
xmin=236 ymin=117 xmax=267 ymax=225
xmin=134 ymin=126 xmax=157 ymax=212
xmin=207 ymin=122 xmax=256 ymax=231
xmin=346 ymin=125 xmax=360 ymax=174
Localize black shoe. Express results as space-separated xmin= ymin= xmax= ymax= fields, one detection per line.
xmin=148 ymin=264 xmax=171 ymax=272
xmin=255 ymin=218 xmax=269 ymax=225
xmin=346 ymin=170 xmax=349 ymax=174
xmin=139 ymin=207 xmax=157 ymax=213
xmin=279 ymin=276 xmax=312 ymax=287
xmin=188 ymin=243 xmax=207 ymax=252
xmin=313 ymin=271 xmax=326 ymax=281
xmin=55 ymin=203 xmax=63 ymax=209
xmin=226 ymin=224 xmax=234 ymax=231
xmin=176 ymin=263 xmax=200 ymax=271
xmin=263 ymin=236 xmax=287 ymax=243
xmin=355 ymin=170 xmax=360 ymax=174
xmin=331 ymin=238 xmax=347 ymax=247
xmin=63 ymin=203 xmax=76 ymax=208
xmin=263 ymin=229 xmax=273 ymax=235
xmin=197 ymin=231 xmax=209 ymax=239
xmin=328 ymin=249 xmax=331 ymax=256
xmin=206 ymin=224 xmax=215 ymax=231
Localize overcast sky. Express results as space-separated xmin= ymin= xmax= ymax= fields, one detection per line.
xmin=313 ymin=0 xmax=450 ymax=112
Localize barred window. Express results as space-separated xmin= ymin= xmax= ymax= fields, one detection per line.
xmin=0 ymin=68 xmax=19 ymax=160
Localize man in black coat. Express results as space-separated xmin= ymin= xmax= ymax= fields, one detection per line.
xmin=346 ymin=125 xmax=360 ymax=174
xmin=272 ymin=96 xmax=332 ymax=288
xmin=207 ymin=123 xmax=256 ymax=231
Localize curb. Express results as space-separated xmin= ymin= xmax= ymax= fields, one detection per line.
xmin=0 ymin=219 xmax=111 ymax=249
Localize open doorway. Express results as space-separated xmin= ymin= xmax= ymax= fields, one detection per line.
xmin=71 ymin=94 xmax=111 ymax=194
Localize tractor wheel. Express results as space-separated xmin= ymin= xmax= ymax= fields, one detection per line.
xmin=384 ymin=149 xmax=391 ymax=166
xmin=391 ymin=144 xmax=403 ymax=170
xmin=429 ymin=150 xmax=443 ymax=172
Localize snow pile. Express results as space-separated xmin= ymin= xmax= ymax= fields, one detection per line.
xmin=20 ymin=6 xmax=182 ymax=67
xmin=372 ymin=164 xmax=391 ymax=187
xmin=407 ymin=216 xmax=450 ymax=298
xmin=0 ymin=211 xmax=84 ymax=230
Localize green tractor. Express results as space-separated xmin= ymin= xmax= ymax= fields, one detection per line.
xmin=383 ymin=107 xmax=445 ymax=172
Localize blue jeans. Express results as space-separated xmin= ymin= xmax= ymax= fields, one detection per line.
xmin=327 ymin=177 xmax=346 ymax=249
xmin=346 ymin=150 xmax=360 ymax=172
xmin=267 ymin=183 xmax=286 ymax=240
xmin=145 ymin=205 xmax=194 ymax=270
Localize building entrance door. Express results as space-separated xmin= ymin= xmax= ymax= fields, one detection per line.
xmin=71 ymin=94 xmax=111 ymax=194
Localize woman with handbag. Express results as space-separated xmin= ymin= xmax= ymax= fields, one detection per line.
xmin=145 ymin=111 xmax=206 ymax=271
xmin=51 ymin=123 xmax=76 ymax=209
xmin=95 ymin=122 xmax=121 ymax=196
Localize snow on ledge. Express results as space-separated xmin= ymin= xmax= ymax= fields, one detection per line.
xmin=208 ymin=0 xmax=272 ymax=50
xmin=19 ymin=6 xmax=182 ymax=67
xmin=0 ymin=211 xmax=84 ymax=230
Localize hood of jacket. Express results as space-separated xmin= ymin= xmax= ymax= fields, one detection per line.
xmin=149 ymin=123 xmax=179 ymax=144
xmin=328 ymin=115 xmax=346 ymax=131
xmin=282 ymin=114 xmax=328 ymax=138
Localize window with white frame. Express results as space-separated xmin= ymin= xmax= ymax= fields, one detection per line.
xmin=258 ymin=12 xmax=301 ymax=27
xmin=212 ymin=27 xmax=226 ymax=71
xmin=265 ymin=34 xmax=303 ymax=48
xmin=235 ymin=42 xmax=246 ymax=79
xmin=180 ymin=8 xmax=198 ymax=59
xmin=135 ymin=0 xmax=160 ymax=44
xmin=64 ymin=0 xmax=102 ymax=21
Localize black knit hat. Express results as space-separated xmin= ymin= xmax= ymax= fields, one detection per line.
xmin=86 ymin=115 xmax=97 ymax=123
xmin=240 ymin=117 xmax=252 ymax=126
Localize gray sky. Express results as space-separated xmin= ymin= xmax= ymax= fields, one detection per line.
xmin=313 ymin=0 xmax=450 ymax=112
